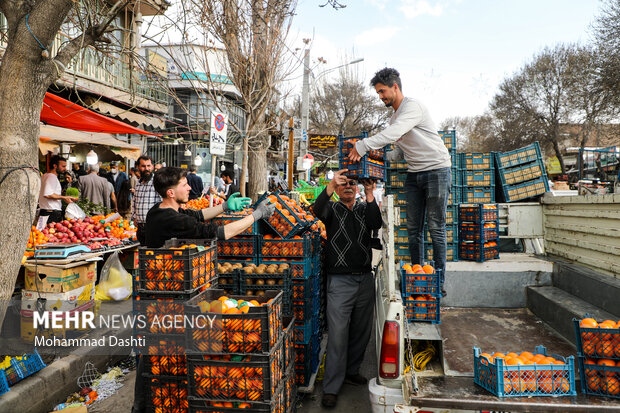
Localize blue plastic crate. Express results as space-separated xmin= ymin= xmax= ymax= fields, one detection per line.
xmin=577 ymin=354 xmax=620 ymax=399
xmin=260 ymin=235 xmax=314 ymax=259
xmin=2 ymin=350 xmax=46 ymax=386
xmin=400 ymin=263 xmax=441 ymax=297
xmin=459 ymin=242 xmax=499 ymax=262
xmin=496 ymin=160 xmax=545 ymax=186
xmin=460 ymin=153 xmax=494 ymax=170
xmin=0 ymin=370 xmax=9 ymax=397
xmin=395 ymin=243 xmax=411 ymax=261
xmin=500 ymin=176 xmax=550 ymax=203
xmin=403 ymin=296 xmax=440 ymax=324
xmin=451 ymin=166 xmax=462 ymax=186
xmin=293 ymin=312 xmax=320 ymax=344
xmin=462 ymin=187 xmax=495 ymax=203
xmin=295 ymin=333 xmax=321 ymax=386
xmin=572 ymin=318 xmax=620 ymax=359
xmin=424 ymin=223 xmax=459 ymax=244
xmin=217 ymin=236 xmax=258 ymax=259
xmin=212 ymin=213 xmax=259 ymax=236
xmin=339 ymin=134 xmax=386 ymax=179
xmin=438 ymin=130 xmax=457 ymax=152
xmin=424 ymin=242 xmax=459 ymax=262
xmin=287 ymin=291 xmax=320 ymax=321
xmin=446 ymin=205 xmax=458 ymax=225
xmin=473 ymin=345 xmax=576 ymax=397
xmin=459 ymin=203 xmax=498 ymax=222
xmin=459 ymin=222 xmax=499 ymax=243
xmin=261 ymin=259 xmax=314 ymax=280
xmin=462 ymin=169 xmax=495 ymax=187
xmin=290 ymin=274 xmax=320 ymax=301
xmin=495 ymin=142 xmax=543 ymax=169
xmin=387 ymin=169 xmax=408 ymax=188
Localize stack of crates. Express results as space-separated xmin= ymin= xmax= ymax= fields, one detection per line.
xmin=134 ymin=238 xmax=217 ymax=413
xmin=385 ymin=149 xmax=409 ymax=263
xmin=460 ymin=152 xmax=495 ymax=204
xmin=573 ymin=318 xmax=620 ymax=399
xmin=425 ymin=130 xmax=460 ymax=262
xmin=215 ymin=210 xmax=260 ymax=265
xmin=339 ymin=132 xmax=386 ymax=180
xmin=399 ymin=262 xmax=441 ymax=324
xmin=184 ymin=289 xmax=291 ymax=412
xmin=495 ymin=142 xmax=550 ymax=202
xmin=458 ymin=204 xmax=499 ymax=262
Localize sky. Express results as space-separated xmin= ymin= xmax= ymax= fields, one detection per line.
xmin=288 ymin=0 xmax=603 ymax=125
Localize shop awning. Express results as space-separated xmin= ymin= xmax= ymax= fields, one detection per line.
xmin=41 ymin=93 xmax=160 ymax=136
xmin=85 ymin=98 xmax=165 ymax=129
xmin=39 ymin=124 xmax=142 ymax=160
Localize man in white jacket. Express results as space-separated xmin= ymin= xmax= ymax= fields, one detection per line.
xmin=347 ymin=68 xmax=451 ymax=295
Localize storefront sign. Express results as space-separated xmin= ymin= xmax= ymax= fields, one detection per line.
xmin=309 ymin=134 xmax=337 ymax=149
xmin=210 ymin=112 xmax=228 ymax=156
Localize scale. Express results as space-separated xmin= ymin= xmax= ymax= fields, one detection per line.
xmin=33 ymin=244 xmax=92 ymax=259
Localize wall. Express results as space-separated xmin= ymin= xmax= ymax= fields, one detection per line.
xmin=542 ymin=193 xmax=620 ymax=279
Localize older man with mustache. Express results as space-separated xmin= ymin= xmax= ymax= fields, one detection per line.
xmin=312 ymin=169 xmax=383 ymax=408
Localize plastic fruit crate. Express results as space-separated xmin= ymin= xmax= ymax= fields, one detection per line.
xmin=500 ymin=176 xmax=549 ymax=203
xmin=460 ymin=153 xmax=494 ymax=170
xmin=459 ymin=222 xmax=499 ymax=242
xmin=439 ymin=130 xmax=457 ymax=151
xmin=577 ymin=355 xmax=620 ymax=399
xmin=462 ymin=187 xmax=495 ymax=204
xmin=283 ymin=318 xmax=295 ymax=371
xmin=134 ymin=290 xmax=204 ymax=335
xmin=291 ymin=274 xmax=320 ymax=300
xmin=139 ymin=334 xmax=186 ymax=356
xmin=217 ymin=237 xmax=258 ymax=258
xmin=459 ymin=241 xmax=499 ymax=262
xmin=238 ymin=270 xmax=290 ymax=298
xmin=260 ymin=235 xmax=314 ymax=258
xmin=446 ymin=205 xmax=457 ymax=225
xmin=188 ymin=383 xmax=285 ymax=412
xmin=184 ymin=289 xmax=282 ymax=354
xmin=473 ymin=345 xmax=576 ymax=397
xmin=288 ymin=293 xmax=320 ymax=321
xmin=2 ymin=350 xmax=46 ymax=385
xmin=187 ymin=336 xmax=284 ymax=401
xmin=462 ymin=169 xmax=495 ymax=187
xmin=342 ymin=157 xmax=386 ymax=180
xmin=293 ymin=312 xmax=319 ymax=344
xmin=497 ymin=161 xmax=544 ymax=186
xmin=459 ymin=203 xmax=498 ymax=222
xmin=144 ymin=355 xmax=187 ymax=377
xmin=145 ymin=375 xmax=189 ymax=412
xmin=387 ymin=169 xmax=408 ymax=188
xmin=295 ymin=334 xmax=321 ymax=386
xmin=573 ymin=318 xmax=620 ymax=359
xmin=403 ymin=295 xmax=440 ymax=324
xmin=139 ymin=239 xmax=216 ymax=293
xmin=0 ymin=370 xmax=8 ymax=397
xmin=212 ymin=210 xmax=258 ymax=236
xmin=339 ymin=132 xmax=385 ymax=161
xmin=284 ymin=363 xmax=296 ymax=413
xmin=424 ymin=243 xmax=459 ymax=263
xmin=495 ymin=142 xmax=543 ymax=169
xmin=400 ymin=265 xmax=441 ymax=297
xmin=261 ymin=259 xmax=315 ymax=280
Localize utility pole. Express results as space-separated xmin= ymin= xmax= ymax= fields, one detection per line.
xmin=288 ymin=117 xmax=294 ymax=189
xmin=300 ymin=50 xmax=311 ymax=180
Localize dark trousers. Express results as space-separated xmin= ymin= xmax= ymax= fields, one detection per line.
xmin=323 ymin=273 xmax=375 ymax=395
xmin=40 ymin=209 xmax=63 ymax=224
xmin=131 ymin=355 xmax=145 ymax=413
xmin=136 ymin=223 xmax=146 ymax=245
xmin=405 ymin=167 xmax=451 ymax=281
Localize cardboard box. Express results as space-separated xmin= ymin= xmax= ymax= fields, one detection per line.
xmin=24 ymin=261 xmax=96 ymax=293
xmin=51 ymin=408 xmax=87 ymax=413
xmin=119 ymin=247 xmax=139 ymax=270
xmin=21 ymin=282 xmax=95 ymax=313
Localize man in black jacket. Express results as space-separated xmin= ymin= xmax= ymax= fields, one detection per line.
xmin=313 ymin=169 xmax=383 ymax=409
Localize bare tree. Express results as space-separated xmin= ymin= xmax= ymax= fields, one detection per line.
xmin=0 ymin=0 xmax=134 ymax=327
xmin=193 ymin=0 xmax=298 ymax=199
xmin=489 ymin=45 xmax=578 ymax=173
xmin=591 ymin=0 xmax=620 ymax=103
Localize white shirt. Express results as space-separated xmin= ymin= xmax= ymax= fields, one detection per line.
xmin=39 ymin=172 xmax=62 ymax=210
xmin=356 ymin=97 xmax=451 ymax=172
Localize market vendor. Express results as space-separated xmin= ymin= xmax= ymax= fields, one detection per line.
xmin=132 ymin=166 xmax=275 ymax=413
xmin=38 ymin=155 xmax=78 ymax=224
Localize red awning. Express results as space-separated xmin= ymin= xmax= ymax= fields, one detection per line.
xmin=41 ymin=93 xmax=160 ymax=136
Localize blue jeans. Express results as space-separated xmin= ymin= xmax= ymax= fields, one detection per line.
xmin=404 ymin=167 xmax=451 ymax=281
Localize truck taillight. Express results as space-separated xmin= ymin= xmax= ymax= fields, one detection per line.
xmin=379 ymin=320 xmax=399 ymax=379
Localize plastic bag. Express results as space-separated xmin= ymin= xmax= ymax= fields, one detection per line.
xmin=95 ymin=251 xmax=132 ymax=300
xmin=65 ymin=202 xmax=87 ymax=220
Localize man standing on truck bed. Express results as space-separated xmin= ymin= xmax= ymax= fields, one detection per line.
xmin=313 ymin=169 xmax=383 ymax=409
xmin=346 ymin=67 xmax=451 ymax=295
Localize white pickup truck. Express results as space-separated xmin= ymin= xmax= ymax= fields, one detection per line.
xmin=369 ymin=194 xmax=620 ymax=413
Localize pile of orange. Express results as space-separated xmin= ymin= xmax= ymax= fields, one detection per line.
xmin=583 ymin=358 xmax=620 ymax=395
xmin=148 ymin=378 xmax=188 ymax=411
xmin=142 ymin=247 xmax=215 ymax=291
xmin=262 ymin=234 xmax=311 ymax=257
xmin=579 ymin=318 xmax=620 ymax=358
xmin=182 ymin=195 xmax=225 ymax=210
xmin=23 ymin=226 xmax=49 ymax=258
xmin=478 ymin=351 xmax=571 ymax=394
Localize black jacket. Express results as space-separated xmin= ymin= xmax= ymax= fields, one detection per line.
xmin=144 ymin=203 xmax=224 ymax=248
xmin=313 ymin=188 xmax=382 ymax=274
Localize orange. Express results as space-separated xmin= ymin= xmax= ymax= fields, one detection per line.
xmin=411 ymin=264 xmax=423 ymax=272
xmin=531 ymin=354 xmax=545 ymax=363
xmin=519 ymin=351 xmax=534 ymax=360
xmin=580 ymin=318 xmax=598 ymax=340
xmin=586 ymin=374 xmax=601 ymax=391
xmin=492 ymin=352 xmax=506 ymax=359
xmin=422 ymin=265 xmax=434 ymax=274
xmin=584 ymin=358 xmax=598 ymax=377
xmin=506 ymin=352 xmax=519 ymax=359
xmin=597 ymin=359 xmax=616 ymax=376
xmin=604 ymin=376 xmax=620 ymax=396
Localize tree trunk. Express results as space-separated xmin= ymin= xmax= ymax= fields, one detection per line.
xmin=247 ymin=136 xmax=269 ymax=200
xmin=551 ymin=139 xmax=566 ymax=175
xmin=0 ymin=47 xmax=50 ymax=327
xmin=240 ymin=136 xmax=249 ymax=197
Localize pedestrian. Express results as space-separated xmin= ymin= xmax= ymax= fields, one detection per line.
xmin=78 ymin=164 xmax=114 ymax=215
xmin=312 ymin=169 xmax=382 ymax=409
xmin=109 ymin=161 xmax=129 ymax=197
xmin=116 ymin=179 xmax=132 ymax=219
xmin=186 ymin=166 xmax=204 ymax=200
xmin=98 ymin=162 xmax=115 ymax=186
xmin=154 ymin=163 xmax=163 ymax=172
xmin=129 ymin=167 xmax=139 ymax=193
xmin=346 ymin=67 xmax=451 ymax=296
xmin=72 ymin=162 xmax=87 ymax=178
xmin=131 ymin=167 xmax=275 ymax=413
xmin=38 ymin=155 xmax=77 ymax=223
xmin=220 ymin=170 xmax=239 ymax=200
xmin=131 ymin=155 xmax=162 ymax=244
